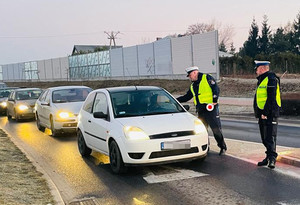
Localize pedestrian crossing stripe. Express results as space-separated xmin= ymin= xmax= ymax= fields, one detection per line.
xmin=143 ymin=167 xmax=208 ymax=184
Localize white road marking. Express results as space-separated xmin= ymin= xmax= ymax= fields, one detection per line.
xmin=143 ymin=167 xmax=208 ymax=184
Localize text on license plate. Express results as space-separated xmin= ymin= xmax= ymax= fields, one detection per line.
xmin=161 ymin=140 xmax=191 ymax=150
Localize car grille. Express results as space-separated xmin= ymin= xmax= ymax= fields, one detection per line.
xmin=149 ymin=130 xmax=194 ymax=139
xmin=149 ymin=147 xmax=199 ymax=159
xmin=62 ymin=123 xmax=77 ymax=127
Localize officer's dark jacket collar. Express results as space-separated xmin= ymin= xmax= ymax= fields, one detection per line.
xmin=257 ymin=71 xmax=280 ymax=85
xmin=192 ymin=72 xmax=204 ymax=83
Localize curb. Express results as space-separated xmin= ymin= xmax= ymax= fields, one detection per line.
xmin=278 ymin=155 xmax=300 ymax=168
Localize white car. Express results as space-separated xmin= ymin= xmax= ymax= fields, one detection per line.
xmin=35 ymin=86 xmax=92 ymax=137
xmin=77 ymin=86 xmax=208 ymax=174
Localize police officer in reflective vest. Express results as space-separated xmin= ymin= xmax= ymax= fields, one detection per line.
xmin=254 ymin=60 xmax=281 ymax=169
xmin=177 ymin=66 xmax=227 ymax=155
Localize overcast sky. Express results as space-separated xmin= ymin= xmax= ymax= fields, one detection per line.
xmin=1 ymin=0 xmax=299 ymax=65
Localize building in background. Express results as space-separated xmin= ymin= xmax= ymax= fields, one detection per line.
xmin=0 ymin=31 xmax=219 ymax=82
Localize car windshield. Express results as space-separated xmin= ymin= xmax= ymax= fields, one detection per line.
xmin=16 ymin=90 xmax=42 ymax=100
xmin=0 ymin=88 xmax=16 ymax=98
xmin=52 ymin=88 xmax=92 ymax=103
xmin=110 ymin=89 xmax=185 ymax=118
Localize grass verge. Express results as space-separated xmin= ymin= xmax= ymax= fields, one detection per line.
xmin=0 ymin=129 xmax=55 ymax=205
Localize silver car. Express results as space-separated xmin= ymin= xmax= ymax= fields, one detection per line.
xmin=7 ymin=88 xmax=43 ymax=121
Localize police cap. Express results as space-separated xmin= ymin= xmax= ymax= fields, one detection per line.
xmin=185 ymin=66 xmax=199 ymax=77
xmin=254 ymin=60 xmax=270 ymax=69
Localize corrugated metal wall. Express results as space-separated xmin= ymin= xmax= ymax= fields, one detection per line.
xmin=0 ymin=31 xmax=219 ymax=81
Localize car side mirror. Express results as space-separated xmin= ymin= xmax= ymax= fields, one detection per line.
xmin=41 ymin=101 xmax=50 ymax=106
xmin=183 ymin=104 xmax=190 ymax=111
xmin=93 ymin=112 xmax=108 ymax=119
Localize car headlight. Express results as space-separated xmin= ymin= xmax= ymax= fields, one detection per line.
xmin=18 ymin=105 xmax=29 ymax=111
xmin=0 ymin=101 xmax=7 ymax=107
xmin=58 ymin=111 xmax=74 ymax=119
xmin=124 ymin=126 xmax=150 ymax=140
xmin=194 ymin=119 xmax=207 ymax=135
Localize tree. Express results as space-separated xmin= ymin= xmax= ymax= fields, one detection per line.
xmin=229 ymin=43 xmax=236 ymax=54
xmin=291 ymin=11 xmax=300 ymax=54
xmin=259 ymin=15 xmax=271 ymax=54
xmin=186 ymin=20 xmax=234 ymax=51
xmin=270 ymin=27 xmax=292 ymax=53
xmin=219 ymin=41 xmax=227 ymax=52
xmin=185 ymin=22 xmax=214 ymax=35
xmin=240 ymin=18 xmax=259 ymax=57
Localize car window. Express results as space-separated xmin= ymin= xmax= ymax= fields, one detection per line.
xmin=93 ymin=93 xmax=108 ymax=115
xmin=0 ymin=88 xmax=15 ymax=98
xmin=52 ymin=88 xmax=92 ymax=103
xmin=110 ymin=89 xmax=184 ymax=118
xmin=8 ymin=91 xmax=15 ymax=100
xmin=16 ymin=90 xmax=42 ymax=100
xmin=82 ymin=92 xmax=96 ymax=113
xmin=39 ymin=90 xmax=48 ymax=101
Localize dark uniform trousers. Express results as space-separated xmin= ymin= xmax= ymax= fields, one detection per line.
xmin=197 ymin=105 xmax=227 ymax=149
xmin=258 ymin=117 xmax=278 ymax=161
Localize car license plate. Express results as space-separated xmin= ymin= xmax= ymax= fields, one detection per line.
xmin=161 ymin=140 xmax=191 ymax=150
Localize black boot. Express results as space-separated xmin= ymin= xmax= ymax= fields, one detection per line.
xmin=257 ymin=158 xmax=268 ymax=166
xmin=219 ymin=147 xmax=227 ymax=155
xmin=268 ymin=159 xmax=276 ymax=169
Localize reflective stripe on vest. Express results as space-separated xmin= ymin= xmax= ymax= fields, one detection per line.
xmin=190 ymin=74 xmax=213 ymax=105
xmin=256 ymin=77 xmax=281 ymax=109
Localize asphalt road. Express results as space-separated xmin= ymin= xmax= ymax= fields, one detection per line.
xmin=220 ymin=119 xmax=300 ymax=148
xmin=1 ymin=116 xmax=300 ymax=205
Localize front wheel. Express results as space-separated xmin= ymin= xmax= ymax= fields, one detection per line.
xmin=50 ymin=117 xmax=59 ymax=137
xmin=7 ymin=110 xmax=12 ymax=121
xmin=36 ymin=114 xmax=45 ymax=132
xmin=109 ymin=140 xmax=127 ymax=174
xmin=77 ymin=129 xmax=92 ymax=157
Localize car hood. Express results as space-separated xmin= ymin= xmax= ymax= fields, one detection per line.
xmin=53 ymin=102 xmax=83 ymax=114
xmin=0 ymin=97 xmax=8 ymax=102
xmin=17 ymin=99 xmax=37 ymax=106
xmin=115 ymin=113 xmax=197 ymax=135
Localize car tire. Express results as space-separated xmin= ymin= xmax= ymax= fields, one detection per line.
xmin=7 ymin=111 xmax=12 ymax=121
xmin=50 ymin=117 xmax=59 ymax=137
xmin=14 ymin=110 xmax=20 ymax=122
xmin=77 ymin=129 xmax=92 ymax=157
xmin=36 ymin=114 xmax=45 ymax=132
xmin=109 ymin=140 xmax=127 ymax=174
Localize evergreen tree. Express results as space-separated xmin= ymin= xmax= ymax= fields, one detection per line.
xmin=291 ymin=11 xmax=300 ymax=54
xmin=240 ymin=18 xmax=259 ymax=57
xmin=270 ymin=27 xmax=292 ymax=53
xmin=259 ymin=15 xmax=271 ymax=54
xmin=229 ymin=43 xmax=236 ymax=54
xmin=219 ymin=41 xmax=227 ymax=52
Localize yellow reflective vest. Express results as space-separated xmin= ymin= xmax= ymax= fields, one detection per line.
xmin=256 ymin=77 xmax=281 ymax=110
xmin=190 ymin=74 xmax=213 ymax=105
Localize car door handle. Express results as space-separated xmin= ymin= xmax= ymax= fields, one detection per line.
xmin=88 ymin=120 xmax=91 ymax=123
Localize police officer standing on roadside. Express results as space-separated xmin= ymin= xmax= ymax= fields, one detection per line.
xmin=177 ymin=66 xmax=227 ymax=155
xmin=254 ymin=60 xmax=281 ymax=169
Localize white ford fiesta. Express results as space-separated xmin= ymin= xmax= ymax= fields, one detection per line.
xmin=77 ymin=86 xmax=208 ymax=174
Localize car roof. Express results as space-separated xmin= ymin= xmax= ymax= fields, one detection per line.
xmin=14 ymin=88 xmax=42 ymax=92
xmin=105 ymin=86 xmax=163 ymax=93
xmin=47 ymin=85 xmax=91 ymax=91
xmin=0 ymin=87 xmax=19 ymax=90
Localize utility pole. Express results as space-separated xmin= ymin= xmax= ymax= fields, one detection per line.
xmin=104 ymin=31 xmax=120 ymax=49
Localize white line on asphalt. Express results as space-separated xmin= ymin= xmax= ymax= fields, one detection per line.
xmin=143 ymin=167 xmax=208 ymax=184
